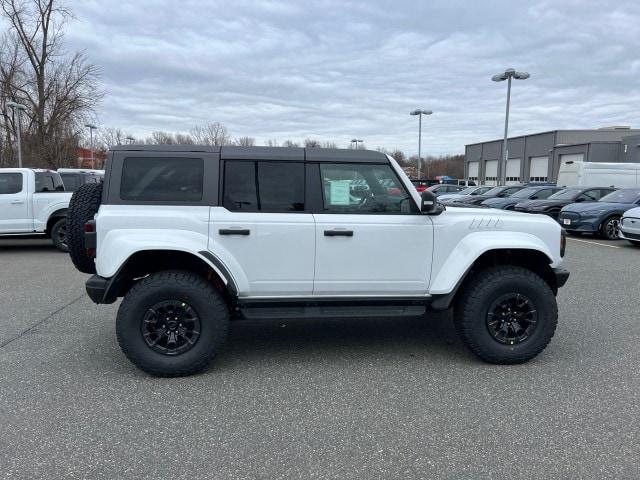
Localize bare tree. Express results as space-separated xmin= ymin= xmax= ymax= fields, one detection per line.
xmin=0 ymin=0 xmax=103 ymax=168
xmin=174 ymin=132 xmax=194 ymax=145
xmin=145 ymin=131 xmax=175 ymax=144
xmin=304 ymin=138 xmax=321 ymax=148
xmin=264 ymin=139 xmax=279 ymax=147
xmin=190 ymin=122 xmax=231 ymax=146
xmin=234 ymin=136 xmax=255 ymax=146
xmin=282 ymin=139 xmax=299 ymax=148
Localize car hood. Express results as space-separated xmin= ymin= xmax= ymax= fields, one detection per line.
xmin=622 ymin=206 xmax=640 ymax=219
xmin=562 ymin=202 xmax=635 ymax=213
xmin=482 ymin=197 xmax=519 ymax=207
xmin=515 ymin=199 xmax=570 ymax=209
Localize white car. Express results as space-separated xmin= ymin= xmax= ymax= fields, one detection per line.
xmin=0 ymin=168 xmax=73 ymax=250
xmin=437 ymin=185 xmax=492 ymax=202
xmin=66 ymin=146 xmax=569 ymax=376
xmin=619 ymin=206 xmax=640 ymax=247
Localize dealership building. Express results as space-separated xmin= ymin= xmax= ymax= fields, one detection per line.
xmin=465 ymin=127 xmax=640 ymax=185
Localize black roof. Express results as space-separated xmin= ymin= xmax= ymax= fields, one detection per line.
xmin=108 ymin=145 xmax=389 ymax=163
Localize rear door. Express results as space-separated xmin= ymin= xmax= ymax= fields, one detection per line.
xmin=209 ymin=154 xmax=315 ymax=296
xmin=312 ymin=161 xmax=432 ymax=296
xmin=0 ymin=171 xmax=31 ymax=233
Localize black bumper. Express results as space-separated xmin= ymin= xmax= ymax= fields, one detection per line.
xmin=85 ymin=275 xmax=114 ymax=304
xmin=553 ymin=268 xmax=570 ymax=288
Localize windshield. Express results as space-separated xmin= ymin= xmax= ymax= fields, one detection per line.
xmin=470 ymin=186 xmax=492 ymax=195
xmin=510 ymin=187 xmax=539 ymax=199
xmin=457 ymin=187 xmax=477 ymax=195
xmin=482 ymin=187 xmax=506 ymax=196
xmin=548 ymin=188 xmax=580 ymax=200
xmin=599 ymin=189 xmax=640 ymax=204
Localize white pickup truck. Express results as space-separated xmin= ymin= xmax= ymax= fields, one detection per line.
xmin=0 ymin=168 xmax=72 ymax=251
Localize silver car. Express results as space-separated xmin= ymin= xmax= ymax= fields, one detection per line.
xmin=619 ymin=206 xmax=640 ymax=247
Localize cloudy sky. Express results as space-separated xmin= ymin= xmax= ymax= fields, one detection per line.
xmin=64 ymin=0 xmax=640 ymax=155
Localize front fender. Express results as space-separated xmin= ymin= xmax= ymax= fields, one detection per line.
xmin=428 ymin=231 xmax=556 ymax=295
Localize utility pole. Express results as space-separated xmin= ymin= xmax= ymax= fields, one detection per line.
xmin=6 ymin=101 xmax=27 ymax=168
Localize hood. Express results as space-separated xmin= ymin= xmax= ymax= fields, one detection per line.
xmin=623 ymin=206 xmax=640 ymax=219
xmin=482 ymin=197 xmax=518 ymax=207
xmin=515 ymin=199 xmax=570 ymax=210
xmin=562 ymin=202 xmax=635 ymax=213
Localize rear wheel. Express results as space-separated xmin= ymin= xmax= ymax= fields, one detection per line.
xmin=116 ymin=270 xmax=230 ymax=377
xmin=600 ymin=215 xmax=621 ymax=240
xmin=454 ymin=265 xmax=558 ymax=364
xmin=67 ymin=182 xmax=103 ymax=273
xmin=50 ymin=218 xmax=68 ymax=252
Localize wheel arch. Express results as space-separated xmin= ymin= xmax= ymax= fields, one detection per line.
xmin=46 ymin=208 xmax=68 ymax=233
xmin=100 ymin=249 xmax=237 ymax=305
xmin=430 ymin=248 xmax=558 ymax=310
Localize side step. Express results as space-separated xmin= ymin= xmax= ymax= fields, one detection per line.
xmin=237 ymin=297 xmax=429 ymax=320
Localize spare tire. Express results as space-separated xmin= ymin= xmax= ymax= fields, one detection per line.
xmin=67 ymin=182 xmax=103 ymax=274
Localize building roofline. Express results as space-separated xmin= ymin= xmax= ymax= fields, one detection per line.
xmin=465 ymin=129 xmax=640 ymax=148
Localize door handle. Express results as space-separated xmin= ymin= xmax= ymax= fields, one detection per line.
xmin=324 ymin=229 xmax=354 ymax=237
xmin=10 ymin=200 xmax=24 ymax=205
xmin=219 ymin=228 xmax=250 ymax=236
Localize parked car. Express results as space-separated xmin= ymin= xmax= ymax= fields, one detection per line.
xmin=514 ymin=187 xmax=616 ymax=220
xmin=411 ymin=179 xmax=439 ymax=192
xmin=66 ymin=145 xmax=569 ymax=376
xmin=437 ymin=185 xmax=492 ymax=202
xmin=58 ymin=170 xmax=103 ymax=192
xmin=557 ymin=161 xmax=640 ymax=188
xmin=619 ymin=206 xmax=640 ymax=247
xmin=440 ymin=178 xmax=477 ymax=187
xmin=443 ymin=185 xmax=526 ymax=206
xmin=558 ymin=188 xmax=640 ymax=240
xmin=482 ymin=186 xmax=563 ymax=210
xmin=0 ymin=168 xmax=72 ymax=251
xmin=426 ymin=184 xmax=465 ymax=196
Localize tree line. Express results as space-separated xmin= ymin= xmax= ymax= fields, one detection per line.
xmin=0 ymin=0 xmax=464 ymax=178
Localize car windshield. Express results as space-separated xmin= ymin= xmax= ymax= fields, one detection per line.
xmin=510 ymin=187 xmax=539 ymax=199
xmin=470 ymin=186 xmax=492 ymax=195
xmin=457 ymin=187 xmax=477 ymax=195
xmin=482 ymin=187 xmax=506 ymax=196
xmin=548 ymin=188 xmax=580 ymax=200
xmin=599 ymin=189 xmax=640 ymax=204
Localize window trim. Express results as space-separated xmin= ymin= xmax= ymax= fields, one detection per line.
xmin=221 ymin=159 xmax=307 ymax=213
xmin=315 ymin=162 xmax=420 ymax=215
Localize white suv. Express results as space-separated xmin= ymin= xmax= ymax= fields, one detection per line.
xmin=67 ymin=145 xmax=569 ymax=376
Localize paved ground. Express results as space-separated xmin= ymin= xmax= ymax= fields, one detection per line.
xmin=1 ymin=236 xmax=639 ymax=479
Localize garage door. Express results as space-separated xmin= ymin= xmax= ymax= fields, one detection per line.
xmin=484 ymin=160 xmax=498 ymax=186
xmin=467 ymin=161 xmax=479 ymax=182
xmin=505 ymin=158 xmax=521 ymax=185
xmin=529 ymin=156 xmax=549 ymax=182
xmin=560 ymin=153 xmax=584 ymax=166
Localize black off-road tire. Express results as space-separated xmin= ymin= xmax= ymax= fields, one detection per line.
xmin=116 ymin=270 xmax=230 ymax=377
xmin=600 ymin=215 xmax=621 ymax=240
xmin=454 ymin=265 xmax=558 ymax=364
xmin=50 ymin=217 xmax=69 ymax=252
xmin=67 ymin=182 xmax=103 ymax=274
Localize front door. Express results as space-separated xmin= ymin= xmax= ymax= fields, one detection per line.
xmin=209 ymin=160 xmax=315 ymax=297
xmin=0 ymin=172 xmax=30 ymax=233
xmin=313 ymin=162 xmax=433 ymax=296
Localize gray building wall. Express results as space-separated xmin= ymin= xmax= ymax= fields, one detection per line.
xmin=466 ymin=129 xmax=640 ymax=183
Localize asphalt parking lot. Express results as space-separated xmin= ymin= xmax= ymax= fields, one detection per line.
xmin=1 ymin=237 xmax=639 ymax=479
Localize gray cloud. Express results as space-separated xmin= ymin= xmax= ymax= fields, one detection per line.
xmin=66 ymin=0 xmax=640 ymax=154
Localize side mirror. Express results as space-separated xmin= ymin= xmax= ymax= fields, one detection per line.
xmin=421 ymin=190 xmax=444 ymax=215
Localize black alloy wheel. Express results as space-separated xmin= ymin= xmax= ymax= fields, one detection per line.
xmin=141 ymin=300 xmax=201 ymax=355
xmin=486 ymin=293 xmax=538 ymax=345
xmin=602 ymin=216 xmax=621 ymax=240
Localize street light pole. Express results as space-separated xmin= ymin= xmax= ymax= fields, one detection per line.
xmin=84 ymin=124 xmax=97 ymax=168
xmin=6 ymin=101 xmax=27 ymax=168
xmin=410 ymin=109 xmax=432 ymax=179
xmin=350 ymin=138 xmax=363 ymax=150
xmin=492 ymin=68 xmax=530 ymax=185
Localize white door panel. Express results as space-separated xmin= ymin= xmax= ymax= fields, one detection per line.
xmin=484 ymin=160 xmax=498 ymax=186
xmin=0 ymin=172 xmax=30 ymax=233
xmin=209 ymin=208 xmax=315 ymax=296
xmin=529 ymin=156 xmax=549 ymax=181
xmin=314 ymin=214 xmax=432 ymax=295
xmin=505 ymin=158 xmax=521 ymax=185
xmin=468 ymin=161 xmax=479 ymax=181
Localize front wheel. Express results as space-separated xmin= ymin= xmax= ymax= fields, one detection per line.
xmin=454 ymin=265 xmax=558 ymax=364
xmin=116 ymin=270 xmax=230 ymax=377
xmin=600 ymin=215 xmax=621 ymax=240
xmin=50 ymin=218 xmax=68 ymax=252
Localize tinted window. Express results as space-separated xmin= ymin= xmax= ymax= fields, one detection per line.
xmin=536 ymin=189 xmax=557 ymax=200
xmin=121 ymin=157 xmax=203 ymax=202
xmin=60 ymin=174 xmax=81 ymax=191
xmin=548 ymin=188 xmax=581 ymax=200
xmin=511 ymin=187 xmax=539 ymax=199
xmin=599 ymin=189 xmax=640 ymax=204
xmin=35 ymin=172 xmax=64 ymax=192
xmin=320 ymin=163 xmax=416 ymax=214
xmin=0 ymin=173 xmax=22 ymax=194
xmin=223 ymin=161 xmax=304 ymax=212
